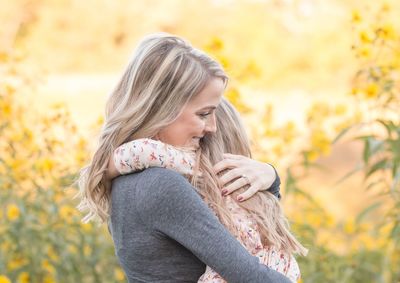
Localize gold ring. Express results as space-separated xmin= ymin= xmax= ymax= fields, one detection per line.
xmin=242 ymin=174 xmax=250 ymax=184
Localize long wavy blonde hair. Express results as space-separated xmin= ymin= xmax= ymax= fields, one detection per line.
xmin=77 ymin=33 xmax=228 ymax=223
xmin=192 ymin=98 xmax=308 ymax=256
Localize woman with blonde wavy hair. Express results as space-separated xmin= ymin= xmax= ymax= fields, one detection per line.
xmin=78 ymin=33 xmax=299 ymax=282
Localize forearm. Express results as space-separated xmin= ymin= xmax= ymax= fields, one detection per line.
xmin=107 ymin=138 xmax=195 ymax=180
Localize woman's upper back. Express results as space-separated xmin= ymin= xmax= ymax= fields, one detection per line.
xmin=109 ymin=167 xmax=292 ymax=283
xmin=109 ymin=168 xmax=206 ymax=282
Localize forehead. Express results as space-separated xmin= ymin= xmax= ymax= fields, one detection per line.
xmin=187 ymin=78 xmax=225 ymax=109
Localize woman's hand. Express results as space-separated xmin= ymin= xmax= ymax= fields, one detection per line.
xmin=213 ymin=153 xmax=277 ymax=202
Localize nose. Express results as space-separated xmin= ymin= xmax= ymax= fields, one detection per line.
xmin=204 ymin=113 xmax=217 ymax=133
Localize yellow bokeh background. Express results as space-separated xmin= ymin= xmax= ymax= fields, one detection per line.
xmin=1 ymin=0 xmax=399 ymax=282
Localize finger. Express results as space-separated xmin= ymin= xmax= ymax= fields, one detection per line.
xmin=218 ymin=168 xmax=243 ymax=187
xmin=223 ymin=153 xmax=243 ymax=160
xmin=213 ymin=158 xmax=239 ymax=174
xmin=237 ymin=185 xmax=260 ymax=202
xmin=221 ymin=177 xmax=249 ymax=196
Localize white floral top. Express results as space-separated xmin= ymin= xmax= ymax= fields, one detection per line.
xmin=113 ymin=138 xmax=301 ymax=283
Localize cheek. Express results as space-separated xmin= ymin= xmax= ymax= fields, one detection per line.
xmin=190 ymin=117 xmax=206 ymax=133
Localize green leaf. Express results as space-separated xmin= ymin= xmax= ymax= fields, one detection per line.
xmin=334 ymin=163 xmax=363 ymax=187
xmin=377 ymin=119 xmax=398 ymax=138
xmin=333 ymin=124 xmax=357 ymax=144
xmin=356 ymin=202 xmax=382 ymax=224
xmin=366 ymin=158 xmax=389 ymax=179
xmin=365 ymin=177 xmax=386 ymax=191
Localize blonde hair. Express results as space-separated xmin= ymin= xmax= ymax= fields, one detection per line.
xmin=193 ymin=98 xmax=308 ymax=256
xmin=77 ymin=33 xmax=228 ymax=223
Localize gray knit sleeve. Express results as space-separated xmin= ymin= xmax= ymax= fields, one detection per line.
xmin=134 ymin=168 xmax=291 ymax=283
xmin=266 ymin=163 xmax=281 ymax=200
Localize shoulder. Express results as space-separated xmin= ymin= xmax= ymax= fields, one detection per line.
xmin=141 ymin=167 xmax=190 ymax=189
xmin=112 ymin=167 xmax=195 ymax=205
xmin=125 ymin=168 xmax=203 ymax=223
xmin=113 ymin=167 xmax=186 ymax=188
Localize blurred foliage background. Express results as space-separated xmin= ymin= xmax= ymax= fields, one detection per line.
xmin=0 ymin=0 xmax=399 ymax=282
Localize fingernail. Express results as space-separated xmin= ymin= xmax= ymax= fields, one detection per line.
xmin=222 ymin=189 xmax=228 ymax=195
xmin=237 ymin=196 xmax=243 ymax=201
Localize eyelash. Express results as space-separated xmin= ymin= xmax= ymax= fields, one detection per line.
xmin=198 ymin=112 xmax=211 ymax=119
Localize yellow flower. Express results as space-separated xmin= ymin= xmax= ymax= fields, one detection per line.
xmin=272 ymin=144 xmax=283 ymax=157
xmin=379 ymin=23 xmax=396 ymax=40
xmin=0 ymin=51 xmax=9 ymax=62
xmin=83 ymin=245 xmax=92 ymax=256
xmin=7 ymin=257 xmax=27 ymax=270
xmin=7 ymin=203 xmax=20 ymax=221
xmin=350 ymin=88 xmax=360 ymax=96
xmin=59 ymin=205 xmax=76 ymax=222
xmin=115 ymin=268 xmax=125 ymax=281
xmin=95 ymin=115 xmax=104 ymax=127
xmin=206 ymin=37 xmax=224 ymax=52
xmin=359 ymin=234 xmax=375 ymax=250
xmin=359 ymin=30 xmax=373 ymax=43
xmin=325 ymin=214 xmax=335 ymax=228
xmin=381 ymin=2 xmax=390 ymax=12
xmin=0 ymin=103 xmax=12 ymax=119
xmin=67 ymin=245 xmax=78 ymax=255
xmin=47 ymin=247 xmax=59 ymax=262
xmin=344 ymin=219 xmax=355 ymax=234
xmin=306 ymin=150 xmax=319 ymax=162
xmin=308 ymin=102 xmax=331 ymax=121
xmin=81 ymin=222 xmax=93 ymax=232
xmin=282 ymin=121 xmax=297 ymax=143
xmin=225 ymin=88 xmax=240 ymax=107
xmin=320 ymin=142 xmax=331 ymax=156
xmin=42 ymin=275 xmax=56 ymax=283
xmin=36 ymin=158 xmax=55 ymax=172
xmin=311 ymin=130 xmax=331 ymax=155
xmin=364 ymin=83 xmax=379 ymax=98
xmin=351 ymin=10 xmax=362 ymax=23
xmin=41 ymin=259 xmax=56 ymax=274
xmin=0 ymin=275 xmax=11 ymax=283
xmin=218 ymin=55 xmax=230 ymax=69
xmin=334 ymin=104 xmax=347 ymax=115
xmin=75 ymin=151 xmax=87 ymax=165
xmin=306 ymin=213 xmax=322 ymax=227
xmin=0 ymin=242 xmax=11 ymax=253
xmin=358 ymin=46 xmax=371 ymax=58
xmin=17 ymin=272 xmax=30 ymax=283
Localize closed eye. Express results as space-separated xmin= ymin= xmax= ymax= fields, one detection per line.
xmin=198 ymin=112 xmax=211 ymax=118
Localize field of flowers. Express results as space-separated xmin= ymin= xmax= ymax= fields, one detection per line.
xmin=0 ymin=1 xmax=399 ymax=282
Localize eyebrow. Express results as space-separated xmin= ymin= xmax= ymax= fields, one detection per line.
xmin=199 ymin=106 xmax=217 ymax=111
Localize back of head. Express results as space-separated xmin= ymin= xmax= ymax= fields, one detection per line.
xmin=78 ymin=33 xmax=228 ymax=223
xmin=196 ymin=98 xmax=307 ymax=256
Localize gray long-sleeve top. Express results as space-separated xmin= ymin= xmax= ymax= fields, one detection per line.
xmin=109 ymin=167 xmax=290 ymax=283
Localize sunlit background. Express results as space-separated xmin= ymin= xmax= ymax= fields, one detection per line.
xmin=1 ymin=0 xmax=399 ymax=282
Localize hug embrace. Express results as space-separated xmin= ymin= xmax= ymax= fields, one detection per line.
xmin=77 ymin=33 xmax=308 ymax=283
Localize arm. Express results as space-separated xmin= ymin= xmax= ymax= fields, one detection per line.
xmin=106 ymin=138 xmax=195 ymax=180
xmin=135 ymin=168 xmax=291 ymax=283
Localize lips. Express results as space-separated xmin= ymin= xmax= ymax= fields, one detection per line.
xmin=191 ymin=137 xmax=202 ymax=147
